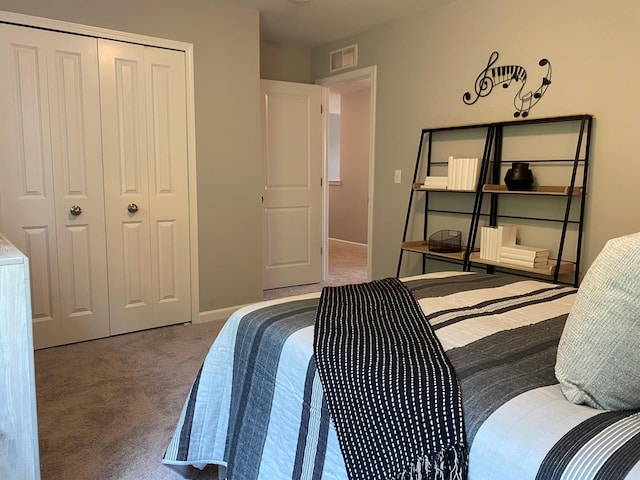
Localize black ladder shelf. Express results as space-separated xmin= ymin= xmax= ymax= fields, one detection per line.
xmin=397 ymin=114 xmax=592 ymax=287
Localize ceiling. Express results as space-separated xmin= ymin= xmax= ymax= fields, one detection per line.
xmin=218 ymin=0 xmax=454 ymax=48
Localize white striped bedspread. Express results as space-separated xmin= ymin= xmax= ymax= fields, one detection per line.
xmin=162 ymin=272 xmax=640 ymax=480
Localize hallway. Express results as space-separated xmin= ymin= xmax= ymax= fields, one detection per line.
xmin=263 ymin=238 xmax=367 ymax=300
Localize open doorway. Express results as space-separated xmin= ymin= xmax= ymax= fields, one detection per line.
xmin=325 ymin=80 xmax=370 ymax=284
xmin=261 ymin=68 xmax=376 ymax=301
xmin=317 ymin=66 xmax=377 ymax=284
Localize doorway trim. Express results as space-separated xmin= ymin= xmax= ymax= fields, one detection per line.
xmin=0 ymin=10 xmax=200 ymax=324
xmin=316 ymin=66 xmax=377 ymax=281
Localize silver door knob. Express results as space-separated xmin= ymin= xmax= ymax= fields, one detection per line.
xmin=127 ymin=203 xmax=139 ymax=214
xmin=70 ymin=205 xmax=82 ymax=216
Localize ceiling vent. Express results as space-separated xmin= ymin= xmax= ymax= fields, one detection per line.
xmin=330 ymin=44 xmax=357 ymax=72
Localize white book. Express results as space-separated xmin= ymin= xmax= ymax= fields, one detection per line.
xmin=500 ymin=257 xmax=548 ymax=268
xmin=457 ymin=157 xmax=465 ymax=190
xmin=447 ymin=155 xmax=454 ymax=190
xmin=484 ymin=226 xmax=495 ymax=260
xmin=460 ymin=158 xmax=470 ymax=191
xmin=480 ymin=227 xmax=490 ymax=260
xmin=496 ymin=224 xmax=517 ymax=257
xmin=477 ymin=225 xmax=515 ymax=261
xmin=484 ymin=227 xmax=492 ymax=260
xmin=422 ymin=176 xmax=448 ymax=189
xmin=490 ymin=226 xmax=498 ymax=261
xmin=492 ymin=227 xmax=501 ymax=261
xmin=453 ymin=157 xmax=463 ymax=190
xmin=481 ymin=226 xmax=489 ymax=259
xmin=487 ymin=226 xmax=498 ymax=261
xmin=449 ymin=157 xmax=472 ymax=191
xmin=469 ymin=157 xmax=480 ymax=190
xmin=500 ymin=251 xmax=549 ymax=262
xmin=501 ymin=244 xmax=550 ymax=259
xmin=449 ymin=157 xmax=456 ymax=190
xmin=423 ymin=175 xmax=448 ymax=183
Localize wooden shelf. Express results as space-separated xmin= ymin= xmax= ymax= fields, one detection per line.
xmin=413 ymin=183 xmax=475 ymax=192
xmin=468 ymin=252 xmax=575 ymax=276
xmin=413 ymin=183 xmax=581 ymax=195
xmin=482 ymin=184 xmax=582 ymax=196
xmin=401 ymin=241 xmax=476 ymax=261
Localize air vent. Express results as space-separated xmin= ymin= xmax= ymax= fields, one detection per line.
xmin=330 ymin=44 xmax=357 ymax=72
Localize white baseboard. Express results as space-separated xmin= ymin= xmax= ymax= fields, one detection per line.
xmin=329 ymin=237 xmax=368 ymax=248
xmin=196 ymin=304 xmax=248 ymax=325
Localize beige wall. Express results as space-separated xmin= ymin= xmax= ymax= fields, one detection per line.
xmin=260 ymin=42 xmax=311 ymax=83
xmin=0 ymin=0 xmax=265 ymax=314
xmin=5 ymin=0 xmax=638 ymax=317
xmin=329 ymin=87 xmax=370 ymax=244
xmin=311 ymin=0 xmax=640 ymax=280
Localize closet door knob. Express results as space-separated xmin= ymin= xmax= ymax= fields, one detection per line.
xmin=70 ymin=205 xmax=82 ymax=216
xmin=127 ymin=203 xmax=139 ymax=214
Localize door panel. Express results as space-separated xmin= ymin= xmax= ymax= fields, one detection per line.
xmin=122 ymin=221 xmax=147 ymax=307
xmin=261 ymin=80 xmax=323 ymax=289
xmin=157 ymin=220 xmax=179 ymax=301
xmin=0 ymin=24 xmax=109 ymax=348
xmin=265 ymin=206 xmax=311 ymax=266
xmin=145 ymin=47 xmax=190 ymax=323
xmin=65 ymin=224 xmax=93 ymax=313
xmin=22 ymin=227 xmax=55 ymax=322
xmin=49 ymin=34 xmax=109 ymax=344
xmin=0 ymin=26 xmax=59 ymax=332
xmin=100 ymin=39 xmax=190 ymax=335
xmin=99 ymin=40 xmax=153 ymax=334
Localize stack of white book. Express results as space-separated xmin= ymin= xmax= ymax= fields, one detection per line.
xmin=421 ymin=176 xmax=448 ymax=189
xmin=499 ymin=244 xmax=550 ymax=268
xmin=447 ymin=156 xmax=480 ymax=191
xmin=479 ymin=225 xmax=517 ymax=261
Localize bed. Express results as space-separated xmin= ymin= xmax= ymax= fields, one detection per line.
xmin=163 ymin=269 xmax=640 ymax=480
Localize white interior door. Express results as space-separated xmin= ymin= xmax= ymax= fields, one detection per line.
xmin=261 ymin=80 xmax=323 ymax=290
xmin=99 ymin=39 xmax=191 ymax=335
xmin=0 ymin=24 xmax=110 ymax=348
xmin=144 ymin=45 xmax=191 ymax=330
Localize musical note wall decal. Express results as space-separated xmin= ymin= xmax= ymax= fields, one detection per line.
xmin=463 ymin=51 xmax=552 ymax=118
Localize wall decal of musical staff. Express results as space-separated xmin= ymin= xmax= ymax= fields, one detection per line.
xmin=463 ymin=51 xmax=552 ymax=118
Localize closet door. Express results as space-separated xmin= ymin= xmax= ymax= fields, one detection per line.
xmin=99 ymin=39 xmax=191 ymax=335
xmin=0 ymin=24 xmax=110 ymax=348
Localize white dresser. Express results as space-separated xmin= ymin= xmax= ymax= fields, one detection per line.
xmin=0 ymin=235 xmax=40 ymax=479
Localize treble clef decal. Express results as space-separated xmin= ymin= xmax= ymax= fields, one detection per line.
xmin=463 ymin=51 xmax=501 ymax=106
xmin=462 ymin=51 xmax=552 ymax=118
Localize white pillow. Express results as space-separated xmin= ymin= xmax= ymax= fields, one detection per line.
xmin=555 ymin=232 xmax=640 ymax=410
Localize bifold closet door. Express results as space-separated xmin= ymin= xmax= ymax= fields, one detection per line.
xmin=0 ymin=24 xmax=110 ymax=348
xmin=98 ymin=39 xmax=191 ymax=335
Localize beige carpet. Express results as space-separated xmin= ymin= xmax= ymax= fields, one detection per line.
xmin=35 ymin=321 xmax=224 ymax=480
xmin=263 ymin=238 xmax=368 ymax=300
xmin=35 ymin=238 xmax=367 ymax=479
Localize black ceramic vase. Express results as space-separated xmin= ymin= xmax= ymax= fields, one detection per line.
xmin=504 ymin=162 xmax=534 ymax=191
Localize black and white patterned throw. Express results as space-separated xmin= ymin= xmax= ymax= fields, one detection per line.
xmin=313 ymin=277 xmax=468 ymax=480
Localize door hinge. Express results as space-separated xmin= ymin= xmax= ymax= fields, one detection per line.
xmin=320 ymin=104 xmax=323 ymax=114
xmin=320 ymin=177 xmax=323 ymax=187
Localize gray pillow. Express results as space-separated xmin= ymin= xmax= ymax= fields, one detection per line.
xmin=555 ymin=232 xmax=640 ymax=410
